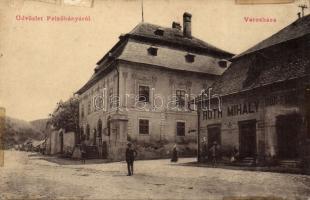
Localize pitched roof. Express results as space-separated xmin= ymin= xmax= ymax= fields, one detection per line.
xmin=211 ymin=51 xmax=310 ymax=96
xmin=76 ymin=21 xmax=234 ymax=94
xmin=233 ymin=14 xmax=310 ymax=60
xmin=207 ymin=15 xmax=310 ymax=97
xmin=128 ymin=22 xmax=233 ymax=57
xmin=118 ymin=40 xmax=227 ymax=75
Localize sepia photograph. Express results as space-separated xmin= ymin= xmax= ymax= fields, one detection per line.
xmin=0 ymin=0 xmax=310 ymax=199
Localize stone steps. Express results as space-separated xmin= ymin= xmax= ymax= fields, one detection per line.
xmin=238 ymin=157 xmax=255 ymax=166
xmin=279 ymin=160 xmax=300 ymax=168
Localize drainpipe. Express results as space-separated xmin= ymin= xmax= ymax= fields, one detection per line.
xmin=115 ymin=64 xmax=120 ymax=113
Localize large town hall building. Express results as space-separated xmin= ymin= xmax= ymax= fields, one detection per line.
xmin=76 ymin=13 xmax=233 ymax=160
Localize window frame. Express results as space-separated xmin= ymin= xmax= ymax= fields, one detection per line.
xmin=185 ymin=53 xmax=195 ymax=63
xmin=139 ymin=119 xmax=150 ymax=135
xmin=81 ymin=104 xmax=85 ymax=118
xmin=147 ymin=47 xmax=158 ymax=56
xmin=176 ymin=89 xmax=186 ymax=108
xmin=138 ymin=85 xmax=150 ymax=103
xmin=108 ymin=87 xmax=114 ymax=109
xmin=87 ymin=100 xmax=91 ymax=114
xmin=176 ymin=121 xmax=186 ymax=136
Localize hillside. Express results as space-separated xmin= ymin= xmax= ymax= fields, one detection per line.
xmin=4 ymin=117 xmax=45 ymax=148
xmin=30 ymin=118 xmax=49 ymax=133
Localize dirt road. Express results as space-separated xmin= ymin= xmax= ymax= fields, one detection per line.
xmin=0 ymin=151 xmax=310 ymax=199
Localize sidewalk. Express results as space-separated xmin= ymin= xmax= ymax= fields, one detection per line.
xmin=180 ymin=161 xmax=309 ymax=175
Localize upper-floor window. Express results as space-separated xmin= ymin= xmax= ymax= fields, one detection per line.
xmin=94 ymin=94 xmax=104 ymax=111
xmin=185 ymin=53 xmax=195 ymax=63
xmin=176 ymin=121 xmax=185 ymax=136
xmin=109 ymin=88 xmax=114 ymax=109
xmin=139 ymin=119 xmax=149 ymax=135
xmin=176 ymin=90 xmax=186 ymax=108
xmin=148 ymin=47 xmax=158 ymax=56
xmin=81 ymin=104 xmax=84 ymax=118
xmin=87 ymin=100 xmax=91 ymax=114
xmin=139 ymin=85 xmax=150 ymax=102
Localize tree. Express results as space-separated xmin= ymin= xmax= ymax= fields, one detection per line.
xmin=49 ymin=97 xmax=79 ymax=133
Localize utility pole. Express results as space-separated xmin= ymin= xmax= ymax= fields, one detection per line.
xmin=141 ymin=0 xmax=144 ymax=22
xmin=197 ymin=107 xmax=201 ymax=163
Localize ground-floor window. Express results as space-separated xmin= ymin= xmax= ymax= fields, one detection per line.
xmin=139 ymin=119 xmax=149 ymax=134
xmin=176 ymin=121 xmax=185 ymax=136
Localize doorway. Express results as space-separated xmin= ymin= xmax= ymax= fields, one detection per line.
xmin=239 ymin=120 xmax=256 ymax=158
xmin=102 ymin=141 xmax=108 ymax=159
xmin=276 ymin=113 xmax=302 ymax=159
xmin=207 ymin=124 xmax=221 ymax=148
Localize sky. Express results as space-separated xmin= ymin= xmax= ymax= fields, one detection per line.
xmin=0 ymin=0 xmax=309 ymax=121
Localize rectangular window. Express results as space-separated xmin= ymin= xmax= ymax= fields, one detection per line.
xmin=139 ymin=85 xmax=150 ymax=102
xmin=87 ymin=100 xmax=91 ymax=114
xmin=185 ymin=53 xmax=195 ymax=63
xmin=147 ymin=47 xmax=158 ymax=56
xmin=139 ymin=119 xmax=149 ymax=135
xmin=176 ymin=122 xmax=185 ymax=136
xmin=109 ymin=88 xmax=114 ymax=108
xmin=176 ymin=90 xmax=186 ymax=108
xmin=81 ymin=104 xmax=84 ymax=118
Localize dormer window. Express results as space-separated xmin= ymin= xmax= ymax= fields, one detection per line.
xmin=148 ymin=47 xmax=158 ymax=56
xmin=154 ymin=28 xmax=164 ymax=36
xmin=218 ymin=60 xmax=228 ymax=68
xmin=185 ymin=53 xmax=195 ymax=63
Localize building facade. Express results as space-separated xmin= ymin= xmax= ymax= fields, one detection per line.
xmin=198 ymin=15 xmax=310 ymax=167
xmin=76 ymin=13 xmax=233 ymax=161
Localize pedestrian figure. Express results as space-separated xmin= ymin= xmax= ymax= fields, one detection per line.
xmin=209 ymin=141 xmax=219 ymax=167
xmin=201 ymin=137 xmax=208 ymax=162
xmin=125 ymin=142 xmax=137 ymax=176
xmin=230 ymin=146 xmax=239 ymax=163
xmin=80 ymin=140 xmax=87 ymax=164
xmin=171 ymin=144 xmax=178 ymax=162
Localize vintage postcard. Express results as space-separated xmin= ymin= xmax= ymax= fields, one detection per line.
xmin=0 ymin=0 xmax=310 ymax=199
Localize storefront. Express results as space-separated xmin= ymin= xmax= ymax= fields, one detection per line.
xmin=197 ymin=14 xmax=310 ymax=166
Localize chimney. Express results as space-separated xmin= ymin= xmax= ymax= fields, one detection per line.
xmin=183 ymin=12 xmax=192 ymax=38
xmin=172 ymin=22 xmax=182 ymax=30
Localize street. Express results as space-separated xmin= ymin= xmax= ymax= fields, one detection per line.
xmin=0 ymin=151 xmax=310 ymax=199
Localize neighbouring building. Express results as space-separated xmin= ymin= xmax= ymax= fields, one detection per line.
xmin=76 ymin=12 xmax=233 ymax=161
xmin=197 ymin=15 xmax=310 ymax=167
xmin=45 ymin=127 xmax=77 ymax=156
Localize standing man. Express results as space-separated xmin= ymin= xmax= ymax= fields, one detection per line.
xmin=201 ymin=137 xmax=208 ymax=162
xmin=209 ymin=141 xmax=219 ymax=167
xmin=125 ymin=142 xmax=137 ymax=176
xmin=171 ymin=144 xmax=178 ymax=162
xmin=80 ymin=140 xmax=87 ymax=164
